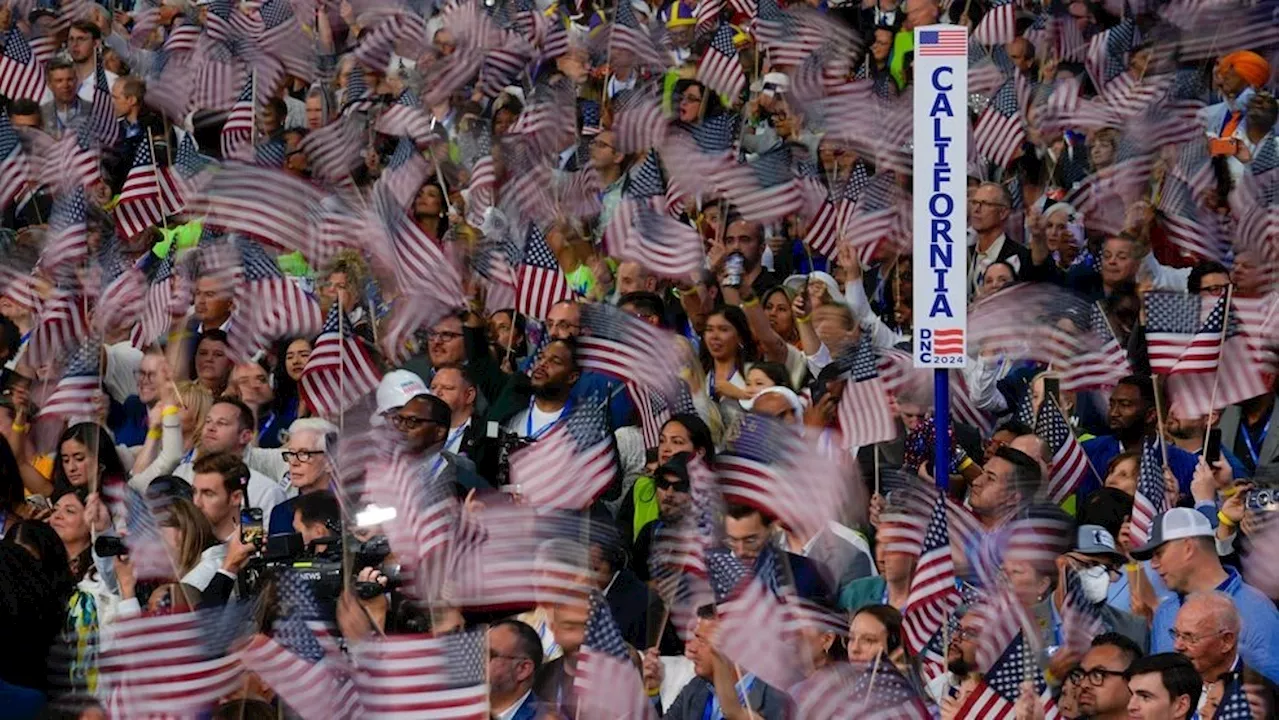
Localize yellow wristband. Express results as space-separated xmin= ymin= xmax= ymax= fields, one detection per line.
xmin=796 ymin=314 xmax=812 ymax=324
xmin=958 ymin=456 xmax=975 ymax=471
xmin=9 ymin=423 xmax=27 ymax=433
xmin=647 ymin=686 xmax=661 ymax=698
xmin=741 ymin=297 xmax=759 ymax=308
xmin=1217 ymin=511 xmax=1238 ymax=529
xmin=161 ymin=405 xmax=180 ymax=417
xmin=1221 ymin=485 xmax=1240 ymax=498
xmin=147 ymin=428 xmax=163 ymax=440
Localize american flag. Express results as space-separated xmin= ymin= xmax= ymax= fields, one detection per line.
xmin=1058 ymin=568 xmax=1105 ymax=657
xmin=515 ymin=224 xmax=572 ymax=320
xmin=98 ymin=611 xmax=243 ymax=717
xmin=352 ymin=630 xmax=489 ymax=719
xmin=834 ymin=334 xmax=896 ymax=449
xmin=1158 ymin=178 xmax=1226 ymax=262
xmin=89 ymin=49 xmax=119 ymax=146
xmin=697 ymin=23 xmax=745 ymax=100
xmin=574 ymin=593 xmax=655 ymax=720
xmin=185 ymin=162 xmax=325 ymax=257
xmin=301 ymin=116 xmax=363 ymax=184
xmin=221 ymin=76 xmax=255 ymax=160
xmin=716 ymin=414 xmax=845 ymax=541
xmin=843 ymin=172 xmax=908 ymax=256
xmin=341 ymin=66 xmax=374 ymax=114
xmin=1035 ymin=398 xmax=1090 ymax=504
xmin=131 ymin=253 xmax=178 ymax=349
xmin=37 ymin=338 xmax=100 ymax=423
xmin=972 ymin=0 xmax=1016 ymax=45
xmin=609 ymin=197 xmax=701 ymax=275
xmin=793 ymin=662 xmax=931 ymax=719
xmin=577 ymin=302 xmax=683 ymax=400
xmin=754 ymin=0 xmax=822 ymax=68
xmin=693 ymin=0 xmax=723 ymax=37
xmin=158 ymin=133 xmax=211 ymax=216
xmin=690 ymin=112 xmax=739 ymax=155
xmin=375 ymin=89 xmax=436 ymax=147
xmin=226 ymin=238 xmax=322 ymax=361
xmin=902 ymin=491 xmax=960 ymax=655
xmin=42 ymin=185 xmax=90 ymax=279
xmin=115 ymin=138 xmax=165 ymax=239
xmin=1061 ymin=304 xmax=1130 ymax=392
xmin=917 ymin=28 xmax=969 ymax=56
xmin=99 ymin=481 xmax=175 ymax=582
xmin=956 ymin=631 xmax=1059 ymax=720
xmin=258 ymin=0 xmax=313 ymax=80
xmin=1084 ymin=16 xmax=1134 ymax=92
xmin=1145 ymin=292 xmax=1229 ymax=374
xmin=370 ymin=184 xmax=463 ymax=307
xmin=628 ymin=381 xmax=697 ymax=451
xmin=0 ymin=26 xmax=45 ymax=101
xmin=721 ymin=145 xmax=803 ymax=224
xmin=974 ymin=80 xmax=1025 ymax=168
xmin=508 ymin=398 xmax=617 ymax=509
xmin=299 ymin=304 xmax=382 ymax=419
xmin=24 ymin=288 xmax=89 ymax=368
xmin=361 ymin=448 xmax=458 ymax=601
xmin=714 ymin=574 xmax=807 ymax=692
xmin=803 ymin=161 xmax=869 ymax=258
xmin=1129 ymin=440 xmax=1168 ymax=547
xmin=0 ymin=114 xmax=29 ymax=213
xmin=240 ymin=571 xmax=355 ymax=719
xmin=613 ymin=92 xmax=668 ymax=154
xmin=609 ymin=0 xmax=664 ymax=68
xmin=96 ymin=265 xmax=146 ymax=338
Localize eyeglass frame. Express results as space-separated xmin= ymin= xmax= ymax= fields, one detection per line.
xmin=1066 ymin=666 xmax=1128 ymax=687
xmin=282 ymin=449 xmax=325 ymax=464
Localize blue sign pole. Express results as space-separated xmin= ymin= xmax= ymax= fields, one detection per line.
xmin=934 ymin=369 xmax=950 ymax=491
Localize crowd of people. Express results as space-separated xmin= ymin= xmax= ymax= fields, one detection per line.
xmin=0 ymin=0 xmax=1276 ymax=715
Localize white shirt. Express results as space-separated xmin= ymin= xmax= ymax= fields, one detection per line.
xmin=968 ymin=230 xmax=1015 ymax=294
xmin=506 ymin=403 xmax=566 ymax=439
xmin=181 ymin=543 xmax=229 ymax=591
xmin=41 ymin=68 xmax=120 ymax=105
xmin=493 ymin=689 xmax=534 ymax=720
xmin=174 ymin=462 xmax=287 ymax=534
xmin=104 ymin=342 xmax=143 ymax=404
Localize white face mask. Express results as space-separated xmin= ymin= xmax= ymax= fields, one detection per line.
xmin=1077 ymin=565 xmax=1111 ymax=605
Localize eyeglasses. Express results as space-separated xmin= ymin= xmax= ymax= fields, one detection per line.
xmin=488 ymin=651 xmax=528 ymax=662
xmin=679 ymin=93 xmax=703 ymax=105
xmin=389 ymin=414 xmax=433 ymax=430
xmin=968 ymin=199 xmax=1009 ymax=210
xmin=282 ymin=449 xmax=324 ymax=464
xmin=1067 ymin=667 xmax=1128 ymax=687
xmin=1168 ymin=628 xmax=1226 ymax=645
xmin=545 ymin=321 xmax=580 ymax=334
xmin=1199 ymin=283 xmax=1232 ymax=296
xmin=426 ymin=330 xmax=463 ymax=342
xmin=952 ymin=627 xmax=981 ymax=641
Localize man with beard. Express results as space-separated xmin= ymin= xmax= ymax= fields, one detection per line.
xmin=1071 ymin=634 xmax=1144 ymax=720
xmin=1082 ymin=376 xmax=1198 ymax=497
xmin=629 ymin=453 xmax=695 ymax=582
xmin=496 ymin=339 xmax=581 ymax=441
xmin=487 ymin=620 xmax=549 ymax=720
xmin=1164 ymin=399 xmax=1249 ymax=478
xmin=924 ymin=607 xmax=982 ymax=705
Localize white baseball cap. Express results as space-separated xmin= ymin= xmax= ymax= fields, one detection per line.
xmin=375 ymin=370 xmax=430 ymax=417
xmin=1129 ymin=507 xmax=1214 ymax=560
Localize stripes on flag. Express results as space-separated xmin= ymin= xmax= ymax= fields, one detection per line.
xmin=0 ymin=114 xmax=30 ymax=213
xmin=89 ymin=49 xmax=119 ymax=146
xmin=351 ymin=629 xmax=489 ymax=719
xmin=226 ymin=238 xmax=323 ymax=361
xmin=115 ymin=138 xmax=165 ymax=239
xmin=0 ymin=26 xmax=45 ymax=101
xmin=971 ymin=1 xmax=1015 ymax=45
xmin=903 ymin=491 xmax=960 ymax=655
xmin=1129 ymin=441 xmax=1168 ymax=547
xmin=508 ymin=398 xmax=617 ymax=509
xmin=1144 ymin=292 xmax=1228 ymax=374
xmin=973 ymin=80 xmax=1025 ymax=168
xmin=697 ymin=23 xmax=746 ymax=100
xmin=1035 ymin=398 xmax=1090 ymax=504
xmin=299 ymin=304 xmax=382 ymax=418
xmin=834 ymin=334 xmax=895 ymax=449
xmin=221 ymin=76 xmax=256 ymax=160
xmin=184 ymin=162 xmax=325 ymax=257
xmin=515 ymin=224 xmax=573 ymax=320
xmin=574 ymin=593 xmax=656 ymax=720
xmin=36 ymin=338 xmax=101 ymax=423
xmin=713 ymin=576 xmax=807 ymax=692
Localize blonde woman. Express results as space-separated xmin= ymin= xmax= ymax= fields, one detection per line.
xmin=128 ymin=381 xmax=213 ymax=493
xmin=158 ymin=498 xmax=224 ymax=591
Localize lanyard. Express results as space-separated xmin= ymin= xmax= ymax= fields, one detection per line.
xmin=1241 ymin=416 xmax=1271 ymax=467
xmin=704 ymin=676 xmax=754 ymax=720
xmin=257 ymin=411 xmax=275 ymax=445
xmin=526 ymin=400 xmax=566 ymax=439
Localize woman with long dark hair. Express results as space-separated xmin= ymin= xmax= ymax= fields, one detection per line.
xmin=698 ymin=307 xmax=759 ymax=423
xmin=52 ymin=424 xmax=127 ymax=494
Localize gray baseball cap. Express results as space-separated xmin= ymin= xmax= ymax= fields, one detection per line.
xmin=1074 ymin=524 xmax=1126 ymax=566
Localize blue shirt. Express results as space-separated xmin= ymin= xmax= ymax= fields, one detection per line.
xmin=1106 ymin=561 xmax=1172 ymax=614
xmin=1150 ymin=566 xmax=1279 ymax=684
xmin=1081 ymin=436 xmax=1200 ymax=496
xmin=567 ymin=369 xmax=635 ymax=430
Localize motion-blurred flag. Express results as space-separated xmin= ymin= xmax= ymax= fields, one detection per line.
xmin=37 ymin=338 xmax=101 ymax=423
xmin=1129 ymin=440 xmax=1168 ymax=546
xmin=0 ymin=26 xmax=45 ymax=100
xmin=1035 ymin=398 xmax=1090 ymax=504
xmin=352 ymin=629 xmax=488 ymax=719
xmin=697 ymin=23 xmax=745 ymax=99
xmin=116 ymin=139 xmax=165 ymax=239
xmin=508 ymin=398 xmax=617 ymax=509
xmin=515 ymin=224 xmax=572 ymax=320
xmin=299 ymin=304 xmax=382 ymax=418
xmin=834 ymin=334 xmax=896 ymax=449
xmin=574 ymin=593 xmax=657 ymax=720
xmin=903 ymin=491 xmax=960 ymax=655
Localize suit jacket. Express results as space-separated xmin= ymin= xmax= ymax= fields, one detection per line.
xmin=605 ymin=568 xmax=661 ymax=650
xmin=661 ymin=676 xmax=787 ymax=720
xmin=1219 ymin=401 xmax=1278 ymax=483
xmin=504 ymin=690 xmax=549 ymax=720
xmin=532 ymin=656 xmax=578 ymax=718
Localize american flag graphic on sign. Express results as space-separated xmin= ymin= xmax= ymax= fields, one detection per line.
xmin=917 ymin=28 xmax=969 ymax=56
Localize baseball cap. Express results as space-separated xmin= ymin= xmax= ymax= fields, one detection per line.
xmin=783 ymin=271 xmax=842 ymax=305
xmin=1129 ymin=507 xmax=1214 ymax=561
xmin=1074 ymin=524 xmax=1126 ymax=566
xmin=375 ymin=370 xmax=430 ymax=417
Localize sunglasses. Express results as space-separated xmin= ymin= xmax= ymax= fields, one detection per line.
xmin=654 ymin=477 xmax=690 ymax=493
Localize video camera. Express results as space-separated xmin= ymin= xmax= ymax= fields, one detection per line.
xmin=487 ymin=421 xmax=535 ymax=487
xmin=245 ymin=531 xmax=399 ymax=608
